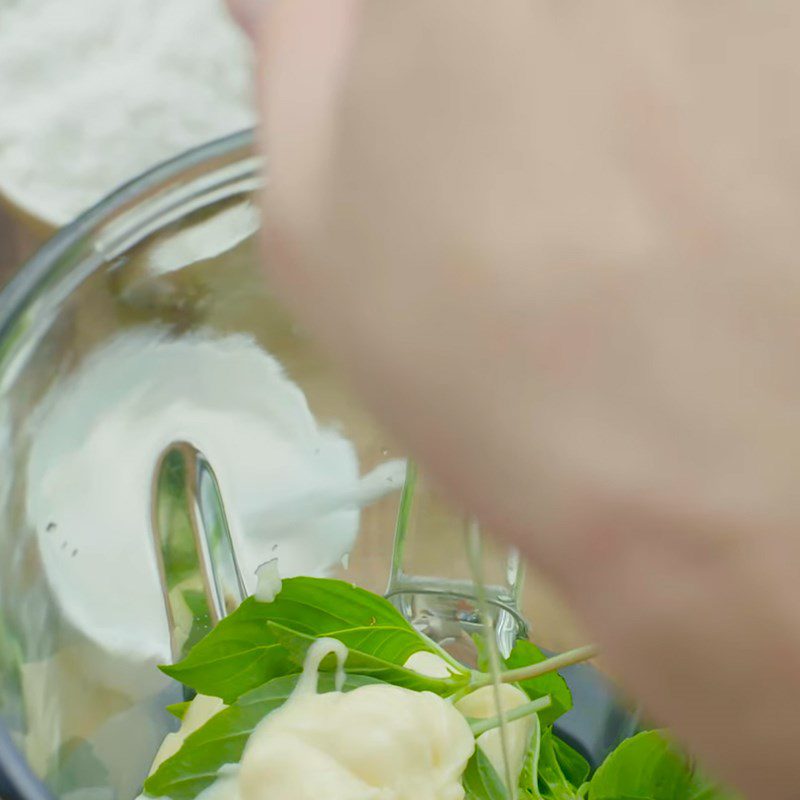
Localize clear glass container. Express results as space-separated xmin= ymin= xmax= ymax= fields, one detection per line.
xmin=0 ymin=131 xmax=634 ymax=800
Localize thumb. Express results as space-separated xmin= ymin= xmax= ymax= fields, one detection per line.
xmin=225 ymin=0 xmax=267 ymax=38
xmin=229 ymin=0 xmax=360 ymax=234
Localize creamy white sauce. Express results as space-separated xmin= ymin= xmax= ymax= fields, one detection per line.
xmin=254 ymin=560 xmax=282 ymax=604
xmin=295 ymin=637 xmax=349 ymax=695
xmin=455 ymin=685 xmax=533 ymax=788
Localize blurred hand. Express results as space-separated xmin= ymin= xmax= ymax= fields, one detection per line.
xmin=231 ymin=1 xmax=800 ymax=795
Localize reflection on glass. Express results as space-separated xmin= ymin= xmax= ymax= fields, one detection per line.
xmin=387 ymin=462 xmax=527 ymax=663
xmin=151 ymin=442 xmax=246 ymax=663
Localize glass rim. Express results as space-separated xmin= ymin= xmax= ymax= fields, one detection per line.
xmin=0 ymin=127 xmax=256 ymax=800
xmin=0 ymin=128 xmax=255 ymax=343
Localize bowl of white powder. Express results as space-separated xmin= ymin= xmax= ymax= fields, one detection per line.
xmin=0 ymin=0 xmax=255 ymax=230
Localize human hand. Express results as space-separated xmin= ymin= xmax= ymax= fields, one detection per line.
xmin=231 ymin=2 xmax=800 ymax=795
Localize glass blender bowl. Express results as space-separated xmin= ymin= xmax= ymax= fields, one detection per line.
xmin=0 ymin=131 xmax=634 ymax=800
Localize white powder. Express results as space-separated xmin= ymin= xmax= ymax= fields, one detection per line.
xmin=0 ymin=0 xmax=255 ymax=226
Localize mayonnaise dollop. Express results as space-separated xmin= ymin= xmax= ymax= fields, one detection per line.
xmin=144 ymin=641 xmax=476 ymax=800
xmin=403 ymin=650 xmax=533 ymax=787
xmin=236 ymin=639 xmax=474 ymax=800
xmin=241 ymin=684 xmax=474 ymax=800
xmin=455 ymin=685 xmax=533 ymax=788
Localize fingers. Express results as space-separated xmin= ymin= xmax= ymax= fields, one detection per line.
xmin=225 ymin=4 xmax=800 ymax=795
xmin=236 ymin=0 xmax=359 ymax=246
xmin=225 ymin=0 xmax=266 ymax=38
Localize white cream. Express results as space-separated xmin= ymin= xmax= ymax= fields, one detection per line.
xmin=149 ymin=694 xmax=227 ymax=775
xmin=455 ymin=685 xmax=533 ymax=788
xmin=295 ymin=637 xmax=350 ymax=696
xmin=254 ymin=560 xmax=282 ymax=604
xmin=403 ymin=651 xmax=457 ymax=680
xmin=239 ymin=687 xmax=474 ymax=800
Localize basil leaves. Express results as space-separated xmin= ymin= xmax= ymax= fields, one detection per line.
xmin=580 ymin=731 xmax=738 ymax=800
xmin=147 ymin=576 xmax=737 ymax=800
xmin=464 ymin=749 xmax=512 ymax=800
xmin=587 ymin=730 xmax=693 ymax=800
xmin=161 ymin=576 xmax=466 ymax=703
xmin=504 ymin=640 xmax=573 ymax=727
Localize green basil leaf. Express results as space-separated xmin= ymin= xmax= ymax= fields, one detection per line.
xmin=268 ymin=621 xmax=469 ymax=695
xmin=464 ymin=747 xmax=511 ymax=800
xmin=519 ymin=712 xmax=544 ymax=799
xmin=690 ymin=785 xmax=741 ymax=800
xmin=161 ymin=577 xmax=440 ymax=702
xmin=537 ymin=728 xmax=582 ymax=799
xmin=165 ymin=701 xmax=192 ymax=721
xmin=588 ymin=730 xmax=693 ymax=800
xmin=473 ymin=633 xmax=490 ymax=671
xmin=144 ymin=672 xmax=380 ymax=800
xmin=552 ymin=736 xmax=591 ymax=788
xmin=689 ymin=771 xmax=742 ymax=800
xmin=324 ymin=623 xmax=445 ymax=665
xmin=505 ymin=641 xmax=573 ymax=726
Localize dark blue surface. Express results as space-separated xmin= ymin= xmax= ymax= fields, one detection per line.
xmin=0 ymin=725 xmax=52 ymax=800
xmin=555 ymin=661 xmax=639 ymax=768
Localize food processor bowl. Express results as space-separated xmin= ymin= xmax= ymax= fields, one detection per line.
xmin=0 ymin=131 xmax=634 ymax=800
